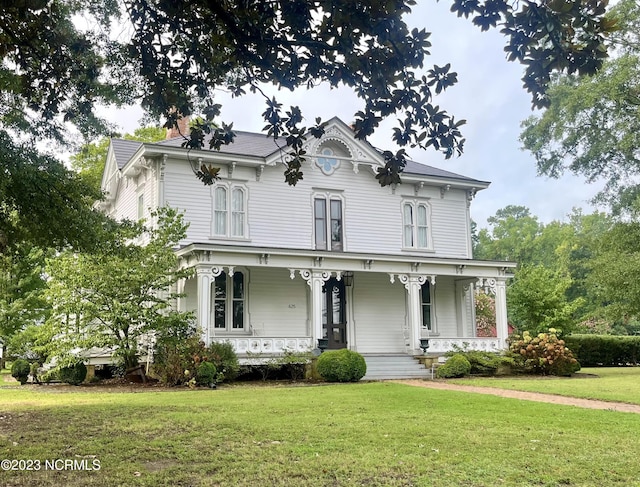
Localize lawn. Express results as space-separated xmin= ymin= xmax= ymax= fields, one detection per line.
xmin=454 ymin=367 xmax=640 ymax=405
xmin=1 ymin=381 xmax=639 ymax=486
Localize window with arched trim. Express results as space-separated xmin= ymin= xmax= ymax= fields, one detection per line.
xmin=213 ymin=271 xmax=245 ymax=331
xmin=402 ymin=200 xmax=433 ymax=250
xmin=212 ymin=184 xmax=248 ymax=238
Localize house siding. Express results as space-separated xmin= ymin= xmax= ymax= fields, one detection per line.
xmin=352 ymin=273 xmax=406 ymax=353
xmin=160 ymin=157 xmax=473 ymax=258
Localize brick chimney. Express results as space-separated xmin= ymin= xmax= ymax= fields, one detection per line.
xmin=166 ymin=115 xmax=190 ymax=139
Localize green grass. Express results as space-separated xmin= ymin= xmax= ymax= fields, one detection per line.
xmin=454 ymin=367 xmax=640 ymax=405
xmin=1 ymin=382 xmax=640 ymax=486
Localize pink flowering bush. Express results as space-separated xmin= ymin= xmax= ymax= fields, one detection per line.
xmin=509 ymin=328 xmax=580 ymax=376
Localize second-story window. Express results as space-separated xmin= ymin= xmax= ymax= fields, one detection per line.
xmin=314 ymin=197 xmax=343 ymax=251
xmin=213 ymin=185 xmax=247 ymax=238
xmin=403 ymin=200 xmax=432 ymax=250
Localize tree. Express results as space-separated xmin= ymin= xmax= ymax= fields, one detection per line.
xmin=507 ymin=265 xmax=582 ymax=334
xmin=475 ymin=205 xmax=542 ymax=263
xmin=42 ymin=207 xmax=193 ymax=369
xmin=588 ymin=222 xmax=640 ymax=323
xmin=70 ymin=126 xmax=166 ymax=192
xmin=520 ymin=0 xmax=640 ymax=215
xmin=0 ymin=133 xmax=121 ymax=253
xmin=0 ymin=243 xmax=50 ymax=342
xmin=2 ymin=1 xmax=613 ymax=184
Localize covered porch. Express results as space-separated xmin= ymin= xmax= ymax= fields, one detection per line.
xmin=176 ymin=244 xmax=515 ymax=360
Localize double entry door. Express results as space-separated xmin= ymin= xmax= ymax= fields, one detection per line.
xmin=322 ymin=278 xmax=347 ymax=349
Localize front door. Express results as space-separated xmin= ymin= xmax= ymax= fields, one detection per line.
xmin=322 ymin=278 xmax=347 ymax=349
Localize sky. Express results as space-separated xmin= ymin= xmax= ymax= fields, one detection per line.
xmin=102 ymin=2 xmax=604 ymax=229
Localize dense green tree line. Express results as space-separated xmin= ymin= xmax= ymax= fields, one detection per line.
xmin=476 ymin=205 xmax=640 ymax=336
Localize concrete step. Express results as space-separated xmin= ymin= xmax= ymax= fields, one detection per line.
xmin=362 ymin=354 xmax=433 ymax=380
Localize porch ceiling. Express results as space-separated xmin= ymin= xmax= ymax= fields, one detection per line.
xmin=176 ymin=242 xmax=515 ymax=279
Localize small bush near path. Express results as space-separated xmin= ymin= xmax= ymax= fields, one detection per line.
xmin=316 ymin=349 xmax=366 ymax=382
xmin=436 ymin=353 xmax=471 ymax=378
xmin=10 ymin=359 xmax=30 ymax=384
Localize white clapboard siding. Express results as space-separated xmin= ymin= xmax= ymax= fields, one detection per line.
xmin=352 ymin=273 xmax=406 ymax=353
xmin=247 ymin=268 xmax=309 ymax=337
xmin=433 ymin=277 xmax=459 ymax=336
xmin=161 ymin=156 xmax=472 ymax=258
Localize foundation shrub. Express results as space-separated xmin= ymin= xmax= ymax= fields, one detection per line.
xmin=316 ymin=349 xmax=366 ymax=382
xmin=509 ymin=329 xmax=580 ymax=376
xmin=205 ymin=341 xmax=240 ymax=382
xmin=11 ymin=359 xmax=30 ymax=384
xmin=195 ymin=361 xmax=217 ymax=387
xmin=59 ymin=362 xmax=87 ymax=385
xmin=153 ymin=335 xmax=206 ymax=386
xmin=445 ymin=349 xmax=515 ymax=375
xmin=436 ymin=354 xmax=471 ymax=378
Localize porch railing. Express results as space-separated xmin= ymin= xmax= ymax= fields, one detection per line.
xmin=211 ymin=337 xmax=312 ymax=355
xmin=426 ymin=337 xmax=504 ymax=353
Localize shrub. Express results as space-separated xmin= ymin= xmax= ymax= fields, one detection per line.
xmin=11 ymin=359 xmax=30 ymax=385
xmin=59 ymin=362 xmax=87 ymax=385
xmin=445 ymin=349 xmax=514 ymax=376
xmin=267 ymin=350 xmax=312 ymax=381
xmin=153 ymin=335 xmax=206 ymax=386
xmin=564 ymin=334 xmax=640 ymax=366
xmin=206 ymin=341 xmax=240 ymax=382
xmin=509 ymin=329 xmax=580 ymax=376
xmin=196 ymin=361 xmax=217 ymax=387
xmin=436 ymin=354 xmax=471 ymax=378
xmin=316 ymin=349 xmax=366 ymax=382
xmin=41 ymin=369 xmax=60 ymax=383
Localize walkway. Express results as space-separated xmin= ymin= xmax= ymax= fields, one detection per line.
xmin=392 ymin=379 xmax=640 ymax=414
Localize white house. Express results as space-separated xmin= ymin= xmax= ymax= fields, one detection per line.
xmin=100 ymin=117 xmax=515 ymax=378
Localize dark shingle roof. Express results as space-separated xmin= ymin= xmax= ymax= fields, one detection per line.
xmin=156 ymin=131 xmax=285 ymax=158
xmin=111 ymin=139 xmax=143 ymax=169
xmin=113 ymin=125 xmax=486 ymax=186
xmin=403 ymin=159 xmax=488 ymax=185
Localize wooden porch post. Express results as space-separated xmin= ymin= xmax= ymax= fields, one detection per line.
xmin=196 ymin=266 xmax=213 ymax=345
xmin=494 ymin=278 xmax=509 ymax=349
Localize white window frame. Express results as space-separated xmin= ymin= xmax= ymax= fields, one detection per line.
xmin=402 ymin=199 xmax=433 ymax=251
xmin=211 ymin=270 xmax=248 ymax=333
xmin=421 ymin=281 xmax=437 ymax=334
xmin=211 ymin=183 xmax=249 ymax=240
xmin=137 ymin=191 xmax=145 ymax=221
xmin=312 ymin=191 xmax=345 ymax=251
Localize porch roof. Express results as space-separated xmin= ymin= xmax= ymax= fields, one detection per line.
xmin=176 ymin=242 xmax=515 ymax=279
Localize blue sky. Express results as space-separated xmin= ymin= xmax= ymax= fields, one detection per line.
xmin=103 ymin=2 xmax=603 ymax=228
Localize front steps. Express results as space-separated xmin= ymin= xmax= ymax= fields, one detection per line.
xmin=362 ymin=354 xmax=433 ymax=380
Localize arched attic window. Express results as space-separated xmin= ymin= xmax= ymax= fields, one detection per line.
xmin=315 ymin=139 xmax=352 ymax=175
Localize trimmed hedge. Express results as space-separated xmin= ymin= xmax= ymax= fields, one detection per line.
xmin=59 ymin=362 xmax=87 ymax=385
xmin=436 ymin=354 xmax=471 ymax=378
xmin=565 ymin=335 xmax=640 ymax=366
xmin=316 ymin=349 xmax=367 ymax=382
xmin=11 ymin=359 xmax=30 ymax=385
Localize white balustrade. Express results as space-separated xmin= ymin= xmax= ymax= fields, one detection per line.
xmin=211 ymin=337 xmax=312 ymax=355
xmin=427 ymin=337 xmax=502 ymax=353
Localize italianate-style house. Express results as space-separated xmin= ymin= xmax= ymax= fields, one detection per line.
xmin=100 ymin=117 xmax=515 ymax=379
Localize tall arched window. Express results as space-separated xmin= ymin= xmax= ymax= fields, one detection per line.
xmin=212 ymin=185 xmax=247 ymax=238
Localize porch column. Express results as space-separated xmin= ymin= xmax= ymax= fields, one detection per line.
xmin=399 ymin=275 xmax=428 ymax=354
xmin=295 ymin=269 xmax=331 ymax=349
xmin=494 ymin=278 xmax=509 ymax=349
xmin=196 ymin=266 xmax=213 ymax=345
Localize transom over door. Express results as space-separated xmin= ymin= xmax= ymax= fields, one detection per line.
xmin=322 ymin=278 xmax=347 ymax=349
